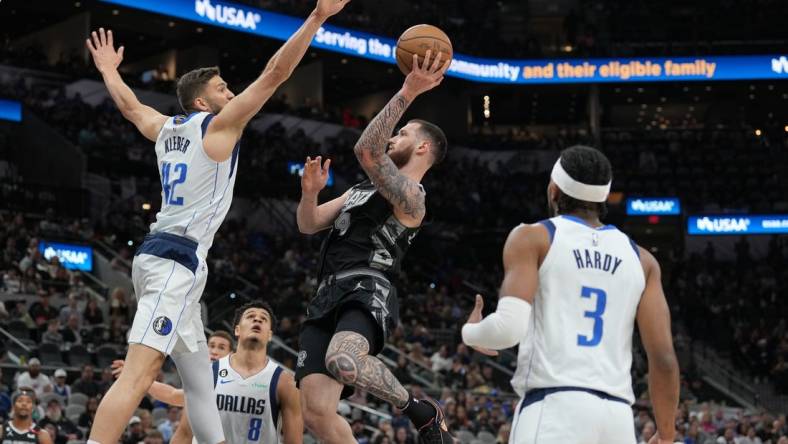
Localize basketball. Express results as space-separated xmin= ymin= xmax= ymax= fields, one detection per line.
xmin=396 ymin=24 xmax=453 ymax=75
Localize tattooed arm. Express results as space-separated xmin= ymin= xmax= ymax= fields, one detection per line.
xmin=353 ymin=50 xmax=448 ymax=226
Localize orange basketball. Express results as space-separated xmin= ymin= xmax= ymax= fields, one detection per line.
xmin=395 ymin=24 xmax=453 ymax=75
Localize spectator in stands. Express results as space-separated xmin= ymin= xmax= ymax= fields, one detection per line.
xmin=496 ymin=422 xmax=511 ymax=443
xmin=41 ymin=318 xmax=63 ymax=346
xmin=8 ymin=301 xmax=35 ymax=329
xmin=38 ymin=397 xmax=83 ymax=444
xmin=144 ymin=430 xmax=165 ymax=444
xmin=638 ymin=420 xmax=656 ymax=443
xmin=156 ymin=405 xmax=180 ymax=443
xmin=78 ymin=396 xmax=98 ymax=432
xmin=391 ymin=356 xmax=412 ymax=385
xmin=98 ymin=367 xmax=114 ymax=395
xmin=352 ymin=418 xmax=371 ymax=444
xmin=60 ymin=314 xmax=82 ymax=345
xmin=393 ymin=426 xmax=415 ymax=444
xmin=138 ymin=409 xmax=156 ymax=436
xmin=51 ymin=369 xmax=70 ymax=402
xmin=430 ymin=345 xmax=452 ymax=373
xmin=71 ymin=364 xmax=99 ymax=398
xmin=14 ymin=358 xmax=52 ymax=396
xmin=110 ymin=248 xmax=132 ymax=274
xmin=108 ymin=317 xmax=127 ymax=345
xmin=123 ymin=415 xmax=146 ymax=444
xmin=109 ymin=287 xmax=130 ymax=323
xmin=29 ymin=291 xmax=58 ymax=330
xmin=58 ymin=293 xmax=82 ymax=325
xmin=83 ymin=297 xmax=104 ymax=326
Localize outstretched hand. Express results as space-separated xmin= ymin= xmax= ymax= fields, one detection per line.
xmin=314 ymin=0 xmax=351 ymax=19
xmin=86 ymin=28 xmax=124 ymax=74
xmin=401 ymin=50 xmax=450 ymax=101
xmin=463 ymin=294 xmax=499 ymax=356
xmin=111 ymin=359 xmax=125 ymax=379
xmin=301 ymin=156 xmax=332 ymax=195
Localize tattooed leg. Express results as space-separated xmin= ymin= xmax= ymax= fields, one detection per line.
xmin=324 ymin=331 xmax=409 ymax=407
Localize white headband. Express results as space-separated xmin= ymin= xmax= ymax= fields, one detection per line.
xmin=550 ymin=158 xmax=611 ymax=203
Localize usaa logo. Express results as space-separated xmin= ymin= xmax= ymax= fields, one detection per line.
xmin=195 ymin=0 xmax=261 ymax=30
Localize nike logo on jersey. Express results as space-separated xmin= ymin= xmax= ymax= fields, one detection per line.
xmin=219 ymin=379 xmax=234 ymax=384
xmin=572 ymin=249 xmax=623 ymax=275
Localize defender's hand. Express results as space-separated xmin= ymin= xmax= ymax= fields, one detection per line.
xmin=111 ymin=359 xmax=125 ymax=379
xmin=314 ymin=0 xmax=351 ymax=19
xmin=86 ymin=28 xmax=124 ymax=74
xmin=401 ymin=50 xmax=449 ymax=101
xmin=301 ymin=156 xmax=331 ymax=195
xmin=463 ymin=294 xmax=499 ymax=356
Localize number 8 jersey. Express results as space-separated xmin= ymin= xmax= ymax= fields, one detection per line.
xmin=510 ymin=215 xmax=645 ymax=404
xmin=150 ymin=112 xmax=239 ymax=257
xmin=211 ymin=355 xmax=285 ymax=444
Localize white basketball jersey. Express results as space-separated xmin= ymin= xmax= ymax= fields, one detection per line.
xmin=511 ymin=215 xmax=645 ymax=403
xmin=211 ymin=355 xmax=284 ymax=444
xmin=149 ymin=112 xmax=239 ymax=257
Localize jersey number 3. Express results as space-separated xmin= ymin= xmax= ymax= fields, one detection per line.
xmin=577 ymin=286 xmax=606 ymax=347
xmin=162 ymin=162 xmax=187 ymax=206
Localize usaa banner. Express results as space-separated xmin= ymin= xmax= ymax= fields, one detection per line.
xmin=100 ymin=0 xmax=788 ymax=85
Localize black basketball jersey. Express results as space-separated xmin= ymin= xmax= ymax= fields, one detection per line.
xmin=318 ymin=180 xmax=421 ymax=281
xmin=2 ymin=421 xmax=41 ymax=444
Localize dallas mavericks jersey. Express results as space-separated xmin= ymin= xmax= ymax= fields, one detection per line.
xmin=2 ymin=421 xmax=41 ymax=444
xmin=211 ymin=355 xmax=284 ymax=444
xmin=149 ymin=112 xmax=239 ymax=257
xmin=511 ymin=215 xmax=645 ymax=403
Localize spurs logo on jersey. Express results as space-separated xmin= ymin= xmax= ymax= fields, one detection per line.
xmin=150 ymin=112 xmax=240 ymax=257
xmin=211 ymin=355 xmax=284 ymax=444
xmin=511 ymin=215 xmax=645 ymax=403
xmin=2 ymin=421 xmax=40 ymax=444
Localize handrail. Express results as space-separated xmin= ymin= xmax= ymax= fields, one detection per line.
xmin=94 ymin=238 xmax=133 ymax=271
xmin=0 ymin=326 xmax=32 ymax=352
xmin=382 ymin=344 xmax=439 ymax=377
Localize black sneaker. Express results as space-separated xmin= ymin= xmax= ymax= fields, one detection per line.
xmin=416 ymin=398 xmax=455 ymax=444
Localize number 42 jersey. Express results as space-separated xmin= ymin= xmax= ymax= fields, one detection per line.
xmin=510 ymin=215 xmax=646 ymax=403
xmin=150 ymin=112 xmax=240 ymax=257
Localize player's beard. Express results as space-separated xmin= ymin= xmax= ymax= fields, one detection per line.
xmin=388 ymin=144 xmax=415 ymax=168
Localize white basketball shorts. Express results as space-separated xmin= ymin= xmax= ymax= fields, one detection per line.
xmin=510 ymin=388 xmax=635 ymax=444
xmin=128 ymin=232 xmax=208 ymax=355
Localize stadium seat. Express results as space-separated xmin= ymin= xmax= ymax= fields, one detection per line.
xmin=67 ymin=344 xmax=92 ymax=367
xmin=457 ymin=430 xmax=476 ymax=444
xmin=69 ymin=392 xmax=89 ymax=407
xmin=152 ymin=406 xmax=168 ymax=423
xmin=95 ymin=345 xmax=118 ymax=369
xmin=65 ymin=404 xmax=85 ymax=418
xmin=477 ymin=431 xmax=496 ymax=443
xmin=6 ymin=320 xmax=30 ymax=340
xmin=40 ymin=393 xmax=64 ymax=407
xmin=38 ymin=342 xmax=65 ymax=366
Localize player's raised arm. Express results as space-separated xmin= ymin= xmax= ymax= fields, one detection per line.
xmin=636 ymin=248 xmax=679 ymax=444
xmin=461 ymin=223 xmax=547 ymax=353
xmin=277 ymin=372 xmax=304 ymax=444
xmin=297 ymin=156 xmax=350 ymax=234
xmin=352 ymin=51 xmax=447 ymax=227
xmin=86 ymin=28 xmax=168 ymax=142
xmin=204 ymin=0 xmax=350 ymax=162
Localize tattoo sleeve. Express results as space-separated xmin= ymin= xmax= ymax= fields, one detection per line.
xmin=353 ymin=93 xmax=426 ymax=220
xmin=325 ymin=331 xmax=410 ymax=407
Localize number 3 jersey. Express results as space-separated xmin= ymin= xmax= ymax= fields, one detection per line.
xmin=510 ymin=215 xmax=646 ymax=404
xmin=150 ymin=112 xmax=239 ymax=257
xmin=211 ymin=355 xmax=285 ymax=444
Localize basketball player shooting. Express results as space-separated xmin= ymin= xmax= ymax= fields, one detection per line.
xmin=83 ymin=1 xmax=350 ymax=443
xmin=461 ymin=146 xmax=680 ymax=444
xmin=295 ymin=50 xmax=454 ymax=444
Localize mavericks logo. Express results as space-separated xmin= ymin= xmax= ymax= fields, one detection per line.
xmin=152 ymin=316 xmax=173 ymax=336
xmin=195 ymin=0 xmax=261 ymax=30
